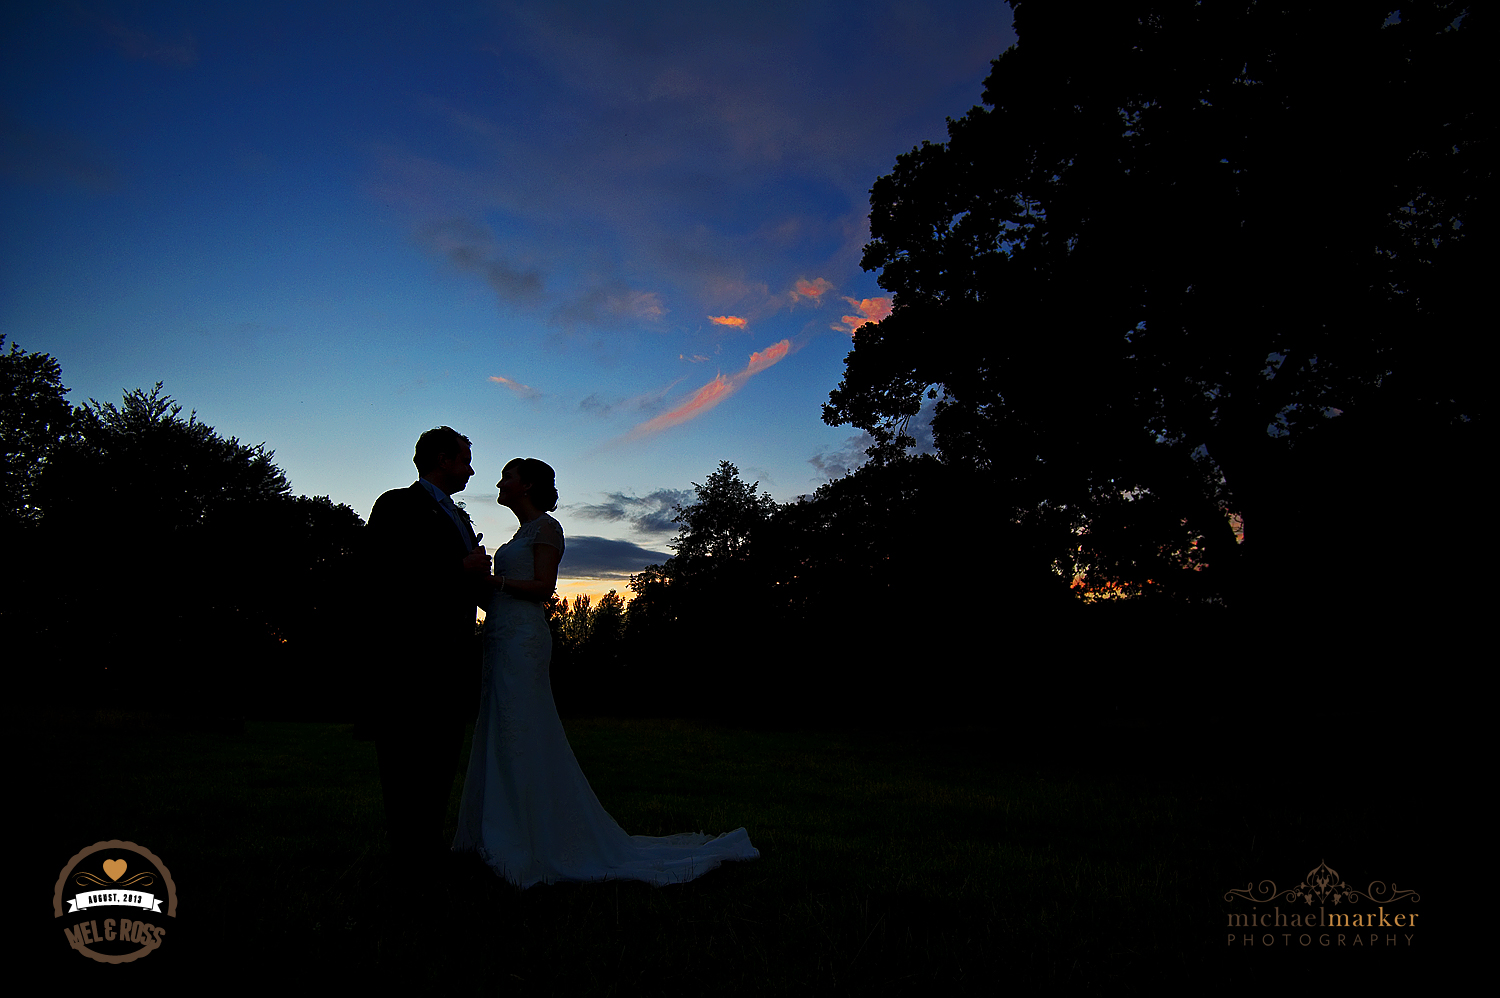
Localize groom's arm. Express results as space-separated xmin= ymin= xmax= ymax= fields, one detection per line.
xmin=370 ymin=489 xmax=490 ymax=596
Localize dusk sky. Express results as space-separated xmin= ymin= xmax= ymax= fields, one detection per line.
xmin=2 ymin=1 xmax=1014 ymax=598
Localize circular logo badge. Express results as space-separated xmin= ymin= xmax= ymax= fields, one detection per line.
xmin=53 ymin=840 xmax=178 ymax=964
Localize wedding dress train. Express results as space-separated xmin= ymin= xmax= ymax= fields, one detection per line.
xmin=453 ymin=514 xmax=758 ymax=888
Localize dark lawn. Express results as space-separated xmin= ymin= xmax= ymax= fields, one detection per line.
xmin=24 ymin=703 xmax=1453 ymax=993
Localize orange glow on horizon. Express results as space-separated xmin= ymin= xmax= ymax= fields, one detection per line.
xmin=555 ymin=577 xmax=636 ymax=606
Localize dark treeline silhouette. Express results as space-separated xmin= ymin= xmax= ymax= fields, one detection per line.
xmin=552 ymin=3 xmax=1487 ymax=728
xmin=3 ymin=337 xmax=364 ymax=723
xmin=825 ymin=3 xmax=1486 ymax=637
xmin=542 ymin=458 xmax=1082 ymax=726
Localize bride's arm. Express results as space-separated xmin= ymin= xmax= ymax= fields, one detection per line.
xmin=494 ymin=540 xmax=561 ymax=602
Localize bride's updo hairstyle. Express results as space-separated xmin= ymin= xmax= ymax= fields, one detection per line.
xmin=509 ymin=458 xmax=559 ymax=512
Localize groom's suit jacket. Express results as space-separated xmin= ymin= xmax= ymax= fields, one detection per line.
xmin=364 ymin=482 xmax=485 ymax=727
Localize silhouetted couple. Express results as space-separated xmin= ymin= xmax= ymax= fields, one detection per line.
xmin=366 ymin=427 xmax=757 ymax=887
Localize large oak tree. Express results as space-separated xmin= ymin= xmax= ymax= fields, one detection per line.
xmin=826 ymin=2 xmax=1487 ymax=609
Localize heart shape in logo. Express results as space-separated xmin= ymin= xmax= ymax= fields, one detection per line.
xmin=102 ymin=859 xmax=127 ymax=881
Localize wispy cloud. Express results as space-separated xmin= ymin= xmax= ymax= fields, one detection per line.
xmin=489 ymin=375 xmax=541 ymax=400
xmin=708 ymin=314 xmax=747 ymax=328
xmin=579 ymin=379 xmax=683 ymax=420
xmin=552 ymin=285 xmax=666 ymax=331
xmin=808 ymin=399 xmax=939 ymax=481
xmin=365 ymin=6 xmax=1015 ymax=347
xmin=626 ymin=375 xmax=733 ymax=439
xmin=832 ymin=296 xmax=892 ymax=336
xmin=621 ymin=339 xmax=792 ymax=441
xmin=419 ymin=218 xmax=545 ymax=306
xmin=808 ymin=430 xmax=877 ymax=482
xmin=570 ymin=488 xmax=692 ymax=535
xmin=622 ymin=290 xmax=666 ymax=320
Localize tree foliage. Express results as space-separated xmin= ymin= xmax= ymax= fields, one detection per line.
xmin=599 ymin=457 xmax=1070 ymax=722
xmin=590 ymin=590 xmax=626 ymax=651
xmin=0 ymin=336 xmax=73 ymax=533
xmin=45 ymin=382 xmax=292 ymax=537
xmin=825 ymin=2 xmax=1488 ymax=607
xmin=669 ymin=460 xmax=778 ymax=568
xmin=8 ymin=368 xmax=365 ymax=718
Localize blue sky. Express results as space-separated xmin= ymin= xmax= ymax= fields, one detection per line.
xmin=2 ymin=1 xmax=1013 ymax=598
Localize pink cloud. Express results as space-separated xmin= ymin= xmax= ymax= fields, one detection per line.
xmin=789 ymin=277 xmax=834 ymax=303
xmin=623 ymin=339 xmax=792 ymax=441
xmin=489 ymin=375 xmax=541 ymax=400
xmin=745 ymin=339 xmax=790 ymax=375
xmin=708 ymin=315 xmax=748 ymax=328
xmin=624 ymin=375 xmax=734 ymax=440
xmin=832 ymin=296 xmax=892 ymax=336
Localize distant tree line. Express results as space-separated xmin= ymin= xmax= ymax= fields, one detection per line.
xmin=539 ymin=458 xmax=1078 ymax=725
xmin=3 ymin=336 xmax=364 ymax=723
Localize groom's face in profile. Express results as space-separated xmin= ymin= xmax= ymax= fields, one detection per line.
xmin=431 ymin=445 xmax=475 ymax=495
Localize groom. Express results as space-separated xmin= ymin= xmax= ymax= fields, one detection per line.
xmin=366 ymin=426 xmax=491 ymax=864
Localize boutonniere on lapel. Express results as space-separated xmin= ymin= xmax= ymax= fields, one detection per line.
xmin=453 ymin=500 xmax=472 ymax=525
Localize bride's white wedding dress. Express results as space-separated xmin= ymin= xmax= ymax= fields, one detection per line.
xmin=453 ymin=513 xmax=759 ymax=888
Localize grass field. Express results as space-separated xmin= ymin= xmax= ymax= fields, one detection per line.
xmin=28 ymin=707 xmax=1448 ymax=992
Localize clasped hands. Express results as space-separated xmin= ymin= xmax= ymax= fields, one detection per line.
xmin=463 ymin=544 xmax=492 ymax=575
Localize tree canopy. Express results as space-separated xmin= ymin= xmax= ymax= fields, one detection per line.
xmin=825 ymin=2 xmax=1487 ymax=607
xmin=669 ymin=460 xmax=779 ymax=568
xmin=2 ymin=348 xmax=366 ymax=718
xmin=45 ymin=382 xmax=292 ymax=537
xmin=0 ymin=336 xmax=72 ymax=533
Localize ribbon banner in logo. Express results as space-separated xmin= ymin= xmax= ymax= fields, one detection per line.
xmin=67 ymin=891 xmax=164 ymax=913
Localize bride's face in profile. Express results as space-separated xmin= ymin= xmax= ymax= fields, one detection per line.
xmin=496 ymin=464 xmax=530 ymax=509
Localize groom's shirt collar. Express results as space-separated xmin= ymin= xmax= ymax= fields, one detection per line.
xmin=417 ymin=476 xmax=450 ymax=504
xmin=418 ymin=477 xmax=474 ymax=546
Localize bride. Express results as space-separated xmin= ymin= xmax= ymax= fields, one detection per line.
xmin=453 ymin=457 xmax=759 ymax=887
